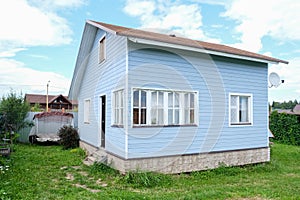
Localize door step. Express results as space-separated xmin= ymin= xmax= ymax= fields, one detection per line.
xmin=83 ymin=151 xmax=107 ymax=166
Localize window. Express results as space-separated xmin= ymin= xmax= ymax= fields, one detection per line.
xmin=113 ymin=90 xmax=124 ymax=125
xmin=133 ymin=89 xmax=197 ymax=126
xmin=84 ymin=99 xmax=90 ymax=123
xmin=229 ymin=93 xmax=252 ymax=126
xmin=99 ymin=36 xmax=106 ymax=63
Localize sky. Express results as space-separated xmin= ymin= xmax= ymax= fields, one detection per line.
xmin=0 ymin=0 xmax=299 ymax=103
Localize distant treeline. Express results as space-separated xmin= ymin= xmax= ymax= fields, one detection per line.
xmin=271 ymin=100 xmax=299 ymax=110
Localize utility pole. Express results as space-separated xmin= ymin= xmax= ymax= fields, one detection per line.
xmin=46 ymin=80 xmax=50 ymax=112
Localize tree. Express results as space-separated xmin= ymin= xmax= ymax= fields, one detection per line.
xmin=0 ymin=91 xmax=31 ymax=133
xmin=30 ymin=103 xmax=42 ymax=112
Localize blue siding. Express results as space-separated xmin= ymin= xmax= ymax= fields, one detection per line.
xmin=127 ymin=43 xmax=268 ymax=158
xmin=78 ymin=29 xmax=127 ymax=157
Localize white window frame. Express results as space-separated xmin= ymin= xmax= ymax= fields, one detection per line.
xmin=98 ymin=35 xmax=106 ymax=63
xmin=84 ymin=98 xmax=91 ymax=124
xmin=229 ymin=93 xmax=253 ymax=127
xmin=112 ymin=90 xmax=124 ymax=126
xmin=132 ymin=88 xmax=198 ymax=127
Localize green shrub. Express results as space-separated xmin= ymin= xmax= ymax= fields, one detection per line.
xmin=269 ymin=111 xmax=300 ymax=146
xmin=57 ymin=125 xmax=79 ymax=149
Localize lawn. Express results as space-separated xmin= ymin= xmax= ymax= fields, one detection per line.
xmin=0 ymin=143 xmax=299 ymax=200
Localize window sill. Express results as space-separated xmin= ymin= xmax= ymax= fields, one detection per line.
xmin=111 ymin=125 xmax=124 ymax=128
xmin=230 ymin=123 xmax=252 ymax=126
xmin=132 ymin=124 xmax=197 ymax=128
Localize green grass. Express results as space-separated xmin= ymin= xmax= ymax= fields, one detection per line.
xmin=0 ymin=143 xmax=299 ymax=199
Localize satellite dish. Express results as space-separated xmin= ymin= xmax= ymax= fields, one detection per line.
xmin=269 ymin=72 xmax=281 ymax=88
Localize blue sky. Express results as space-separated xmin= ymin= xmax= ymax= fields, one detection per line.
xmin=0 ymin=0 xmax=299 ymax=103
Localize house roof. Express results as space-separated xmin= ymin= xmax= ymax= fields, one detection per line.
xmin=25 ymin=94 xmax=77 ymax=105
xmin=33 ymin=111 xmax=73 ymax=120
xmin=292 ymin=104 xmax=300 ymax=114
xmin=88 ymin=20 xmax=288 ymax=65
xmin=68 ymin=20 xmax=289 ymax=100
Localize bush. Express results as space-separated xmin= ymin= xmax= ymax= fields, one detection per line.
xmin=269 ymin=111 xmax=300 ymax=146
xmin=57 ymin=125 xmax=79 ymax=149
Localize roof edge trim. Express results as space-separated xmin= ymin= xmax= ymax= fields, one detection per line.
xmin=86 ymin=20 xmax=117 ymax=35
xmin=128 ymin=37 xmax=284 ymax=65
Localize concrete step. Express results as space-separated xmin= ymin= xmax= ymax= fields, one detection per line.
xmin=83 ymin=154 xmax=108 ymax=166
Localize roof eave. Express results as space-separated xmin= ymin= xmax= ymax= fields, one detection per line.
xmin=128 ymin=37 xmax=287 ymax=65
xmin=86 ymin=20 xmax=117 ymax=35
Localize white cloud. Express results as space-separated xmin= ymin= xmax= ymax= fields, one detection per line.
xmin=124 ymin=0 xmax=156 ymax=17
xmin=269 ymin=57 xmax=300 ymax=102
xmin=0 ymin=48 xmax=27 ymax=58
xmin=0 ymin=0 xmax=73 ymax=47
xmin=123 ymin=0 xmax=220 ymax=42
xmin=0 ymin=58 xmax=70 ymax=97
xmin=223 ymin=0 xmax=300 ymax=52
xmin=0 ymin=0 xmax=84 ymax=97
xmin=28 ymin=0 xmax=87 ymax=11
xmin=190 ymin=0 xmax=229 ymax=5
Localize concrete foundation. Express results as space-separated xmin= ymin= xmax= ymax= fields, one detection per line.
xmin=80 ymin=140 xmax=270 ymax=174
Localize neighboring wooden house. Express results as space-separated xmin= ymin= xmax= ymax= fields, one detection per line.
xmin=68 ymin=20 xmax=288 ymax=173
xmin=25 ymin=94 xmax=77 ymax=111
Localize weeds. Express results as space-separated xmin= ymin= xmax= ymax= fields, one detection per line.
xmin=122 ymin=170 xmax=171 ymax=188
xmin=90 ymin=162 xmax=118 ymax=175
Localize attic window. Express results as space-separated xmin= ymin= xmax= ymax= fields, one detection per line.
xmin=99 ymin=36 xmax=106 ymax=63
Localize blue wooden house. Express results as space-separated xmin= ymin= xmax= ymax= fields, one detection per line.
xmin=69 ymin=20 xmax=288 ymax=173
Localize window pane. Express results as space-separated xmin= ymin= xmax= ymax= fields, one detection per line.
xmin=133 ymin=91 xmax=139 ymax=107
xmin=133 ymin=108 xmax=139 ymax=124
xmin=175 ymin=109 xmax=179 ymax=124
xmin=175 ymin=93 xmax=179 ymax=107
xmin=239 ymin=96 xmax=249 ymax=122
xmin=115 ymin=92 xmax=118 ymax=107
xmin=184 ymin=93 xmax=189 ymax=108
xmin=151 ymin=108 xmax=157 ymax=125
xmin=184 ymin=109 xmax=189 ymax=124
xmin=231 ymin=95 xmax=237 ymax=107
xmin=116 ymin=109 xmax=119 ymax=124
xmin=231 ymin=108 xmax=237 ymax=123
xmin=158 ymin=109 xmax=164 ymax=125
xmin=141 ymin=109 xmax=147 ymax=124
xmin=158 ymin=92 xmax=163 ymax=107
xmin=168 ymin=93 xmax=173 ymax=107
xmin=190 ymin=93 xmax=194 ymax=108
xmin=168 ymin=109 xmax=173 ymax=124
xmin=190 ymin=109 xmax=194 ymax=124
xmin=120 ymin=91 xmax=123 ymax=107
xmin=120 ymin=108 xmax=123 ymax=125
xmin=151 ymin=92 xmax=157 ymax=107
xmin=141 ymin=91 xmax=147 ymax=107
